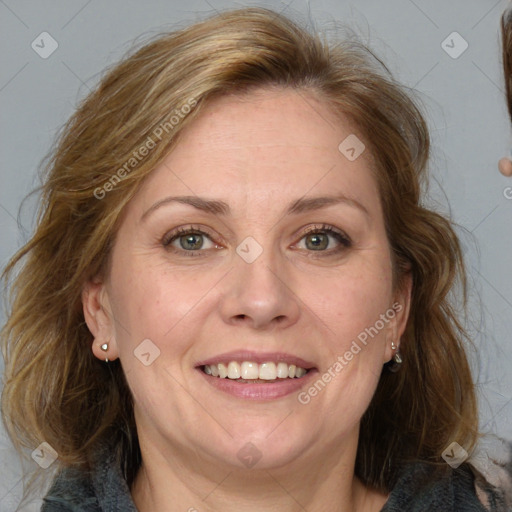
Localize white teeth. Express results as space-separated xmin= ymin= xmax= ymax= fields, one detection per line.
xmin=295 ymin=367 xmax=307 ymax=378
xmin=202 ymin=361 xmax=309 ymax=380
xmin=259 ymin=362 xmax=276 ymax=380
xmin=227 ymin=361 xmax=240 ymax=379
xmin=241 ymin=362 xmax=258 ymax=379
xmin=277 ymin=362 xmax=289 ymax=378
xmin=218 ymin=363 xmax=228 ymax=379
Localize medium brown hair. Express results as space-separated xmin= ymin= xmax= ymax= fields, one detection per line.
xmin=502 ymin=7 xmax=512 ymax=121
xmin=1 ymin=6 xmax=479 ymax=493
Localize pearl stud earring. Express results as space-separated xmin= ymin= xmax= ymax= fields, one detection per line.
xmin=100 ymin=342 xmax=109 ymax=363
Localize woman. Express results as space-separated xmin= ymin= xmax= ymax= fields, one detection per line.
xmin=1 ymin=7 xmax=509 ymax=511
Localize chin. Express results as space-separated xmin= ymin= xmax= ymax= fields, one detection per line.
xmin=199 ymin=421 xmax=319 ymax=471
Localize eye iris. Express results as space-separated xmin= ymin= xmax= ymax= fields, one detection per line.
xmin=306 ymin=233 xmax=328 ymax=250
xmin=180 ymin=233 xmax=203 ymax=250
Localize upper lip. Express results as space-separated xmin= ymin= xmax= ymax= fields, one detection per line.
xmin=195 ymin=350 xmax=316 ymax=369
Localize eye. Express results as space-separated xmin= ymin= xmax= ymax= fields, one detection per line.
xmin=296 ymin=224 xmax=352 ymax=254
xmin=161 ymin=223 xmax=352 ymax=258
xmin=162 ymin=226 xmax=219 ymax=256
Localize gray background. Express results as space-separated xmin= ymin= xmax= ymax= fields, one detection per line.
xmin=1 ymin=0 xmax=511 ymax=510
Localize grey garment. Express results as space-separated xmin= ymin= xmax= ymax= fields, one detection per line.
xmin=41 ymin=443 xmax=138 ymax=512
xmin=381 ymin=462 xmax=508 ymax=512
xmin=41 ymin=443 xmax=509 ymax=512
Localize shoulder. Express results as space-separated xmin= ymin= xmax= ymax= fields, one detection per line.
xmin=382 ymin=459 xmax=510 ymax=512
xmin=41 ymin=465 xmax=101 ymax=511
xmin=41 ymin=442 xmax=138 ymax=512
xmin=472 ymin=442 xmax=512 ymax=512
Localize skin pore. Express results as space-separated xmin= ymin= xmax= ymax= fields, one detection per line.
xmin=82 ymin=87 xmax=412 ymax=512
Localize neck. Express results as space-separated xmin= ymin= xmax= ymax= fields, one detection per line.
xmin=130 ymin=425 xmax=388 ymax=512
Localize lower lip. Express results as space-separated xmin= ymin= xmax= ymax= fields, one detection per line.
xmin=197 ymin=368 xmax=318 ymax=400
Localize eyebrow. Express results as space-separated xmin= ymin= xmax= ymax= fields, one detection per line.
xmin=141 ymin=193 xmax=370 ymax=221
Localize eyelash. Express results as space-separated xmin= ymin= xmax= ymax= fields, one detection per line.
xmin=161 ymin=223 xmax=352 ymax=258
xmin=161 ymin=225 xmax=218 ymax=257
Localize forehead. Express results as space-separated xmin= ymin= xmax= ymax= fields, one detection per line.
xmin=173 ymin=88 xmax=358 ymax=163
xmin=134 ymin=87 xmax=381 ymax=215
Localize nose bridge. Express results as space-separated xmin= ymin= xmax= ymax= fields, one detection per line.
xmin=218 ymin=234 xmax=300 ymax=329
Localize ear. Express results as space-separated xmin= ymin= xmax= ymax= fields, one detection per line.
xmin=383 ymin=271 xmax=413 ymax=363
xmin=82 ymin=277 xmax=119 ymax=362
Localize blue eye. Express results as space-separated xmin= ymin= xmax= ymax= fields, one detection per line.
xmin=298 ymin=224 xmax=352 ymax=254
xmin=162 ymin=226 xmax=217 ymax=256
xmin=162 ymin=223 xmax=351 ymax=257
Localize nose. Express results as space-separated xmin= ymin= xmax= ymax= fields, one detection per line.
xmin=218 ymin=247 xmax=301 ymax=331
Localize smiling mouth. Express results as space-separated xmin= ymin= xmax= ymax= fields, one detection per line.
xmin=200 ymin=361 xmax=311 ymax=382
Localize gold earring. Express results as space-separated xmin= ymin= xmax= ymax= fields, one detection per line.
xmin=100 ymin=342 xmax=109 ymax=363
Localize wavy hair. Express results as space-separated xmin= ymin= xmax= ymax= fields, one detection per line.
xmin=502 ymin=6 xmax=512 ymax=121
xmin=1 ymin=6 xmax=479 ymax=493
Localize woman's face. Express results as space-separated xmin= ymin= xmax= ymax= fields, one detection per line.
xmin=85 ymin=88 xmax=411 ymax=471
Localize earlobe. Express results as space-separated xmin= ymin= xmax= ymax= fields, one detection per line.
xmin=384 ymin=272 xmax=413 ymax=363
xmin=82 ymin=279 xmax=119 ymax=362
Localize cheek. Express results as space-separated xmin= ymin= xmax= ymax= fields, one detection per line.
xmin=107 ymin=251 xmax=235 ymax=374
xmin=107 ymin=254 xmax=201 ymax=352
xmin=298 ymin=264 xmax=393 ymax=424
xmin=306 ymin=254 xmax=394 ymax=340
